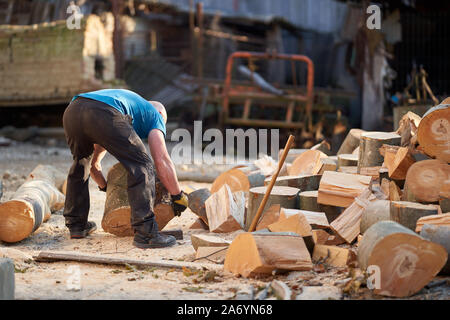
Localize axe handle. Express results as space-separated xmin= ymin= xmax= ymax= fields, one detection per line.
xmin=248 ymin=135 xmax=295 ymax=232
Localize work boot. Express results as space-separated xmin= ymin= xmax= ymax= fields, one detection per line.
xmin=133 ymin=232 xmax=176 ymax=249
xmin=70 ymin=221 xmax=97 ymax=239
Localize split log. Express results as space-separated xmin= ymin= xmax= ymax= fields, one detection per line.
xmin=337 ymin=129 xmax=366 ymax=155
xmin=298 ymin=190 xmax=342 ymax=222
xmin=312 ymin=245 xmax=356 ymax=267
xmin=287 ymin=150 xmax=327 ymax=176
xmin=337 ymin=154 xmax=359 ymax=168
xmin=396 ymin=111 xmax=421 ymax=147
xmin=390 ymin=201 xmax=439 ymax=231
xmin=359 ymin=166 xmax=383 ymax=178
xmin=312 ymin=229 xmax=330 ymax=244
xmin=101 ymin=163 xmax=174 ymax=237
xmin=210 ymin=167 xmax=265 ymax=194
xmin=383 ymin=146 xmax=416 ymax=180
xmin=402 ymin=160 xmax=450 ymax=203
xmin=318 ymin=158 xmax=337 ymax=174
xmin=360 ymin=200 xmax=391 ymax=234
xmin=420 ymin=224 xmax=450 ymax=275
xmin=194 ymin=246 xmax=228 ymax=263
xmin=358 ymin=221 xmax=448 ymax=297
xmin=357 ymin=132 xmax=401 ymax=173
xmin=330 ymin=188 xmax=375 ymax=243
xmin=187 ymin=188 xmax=211 ymax=225
xmin=265 ymin=174 xmax=321 ymax=191
xmin=224 ymin=232 xmax=313 ymax=277
xmin=190 ymin=234 xmax=231 ymax=251
xmin=255 ymin=204 xmax=281 ymax=231
xmin=415 ymin=213 xmax=450 ymax=233
xmin=281 ymin=209 xmax=329 ymax=229
xmin=338 ymin=166 xmax=358 ymax=174
xmin=205 ymin=184 xmax=245 ymax=233
xmin=0 ymin=167 xmax=65 ymax=243
xmin=311 ymin=140 xmax=331 ymax=155
xmin=417 ymin=104 xmax=450 ymax=162
xmin=318 ymin=171 xmax=373 ymax=208
xmin=189 ymin=218 xmax=209 ymax=230
xmin=268 ymin=212 xmax=312 ymax=237
xmin=246 ymin=186 xmax=300 ymax=230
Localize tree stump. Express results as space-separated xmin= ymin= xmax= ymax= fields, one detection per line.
xmin=224 ymin=232 xmax=313 ymax=277
xmin=402 ymin=159 xmax=450 ymax=203
xmin=246 ymin=186 xmax=300 ymax=230
xmin=357 ymin=132 xmax=401 ymax=173
xmin=357 ymin=221 xmax=447 ymax=297
xmin=390 ymin=201 xmax=439 ymax=231
xmin=102 ymin=163 xmax=174 ymax=237
xmin=417 ymin=104 xmax=450 ymax=163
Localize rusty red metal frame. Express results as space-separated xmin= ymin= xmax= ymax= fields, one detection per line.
xmin=222 ymin=51 xmax=314 ymax=130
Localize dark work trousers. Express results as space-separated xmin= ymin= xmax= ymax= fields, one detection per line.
xmin=62 ymin=97 xmax=158 ymax=236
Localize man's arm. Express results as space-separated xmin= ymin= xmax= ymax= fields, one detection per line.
xmin=90 ymin=144 xmax=107 ymax=190
xmin=148 ymin=129 xmax=181 ymax=195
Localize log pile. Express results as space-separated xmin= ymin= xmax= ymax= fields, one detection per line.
xmin=187 ymin=101 xmax=450 ymax=298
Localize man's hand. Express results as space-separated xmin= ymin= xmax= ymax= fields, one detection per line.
xmin=90 ymin=161 xmax=107 ymax=191
xmin=171 ymin=191 xmax=188 ymax=216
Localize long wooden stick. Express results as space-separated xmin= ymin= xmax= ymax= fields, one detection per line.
xmin=248 ymin=135 xmax=295 ymax=232
xmin=34 ymin=251 xmax=222 ymax=271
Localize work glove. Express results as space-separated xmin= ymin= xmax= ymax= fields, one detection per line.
xmin=171 ymin=191 xmax=188 ymax=217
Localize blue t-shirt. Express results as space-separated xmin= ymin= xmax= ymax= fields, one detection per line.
xmin=72 ymin=89 xmax=166 ymax=139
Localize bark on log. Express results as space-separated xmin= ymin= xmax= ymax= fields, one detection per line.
xmin=102 ymin=163 xmax=174 ymax=237
xmin=402 ymin=160 xmax=450 ymax=203
xmin=210 ymin=167 xmax=265 ymax=194
xmin=357 ymin=221 xmax=448 ymax=297
xmin=420 ymin=224 xmax=450 ymax=275
xmin=357 ymin=132 xmax=401 ymax=173
xmin=298 ymin=190 xmax=342 ymax=222
xmin=224 ymin=232 xmax=313 ymax=277
xmin=360 ymin=200 xmax=391 ymax=234
xmin=26 ymin=164 xmax=66 ymax=192
xmin=0 ymin=166 xmax=65 ymax=243
xmin=246 ymin=186 xmax=300 ymax=230
xmin=205 ymin=184 xmax=245 ymax=233
xmin=417 ymin=104 xmax=450 ymax=163
xmin=187 ymin=188 xmax=211 ymax=225
xmin=415 ymin=213 xmax=450 ymax=233
xmin=265 ymin=174 xmax=321 ymax=192
xmin=318 ymin=171 xmax=373 ymax=208
xmin=337 ymin=129 xmax=366 ymax=155
xmin=337 ymin=154 xmax=359 ymax=168
xmin=390 ymin=201 xmax=439 ymax=231
xmin=287 ymin=150 xmax=327 ymax=176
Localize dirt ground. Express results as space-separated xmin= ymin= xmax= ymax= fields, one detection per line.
xmin=0 ymin=139 xmax=448 ymax=300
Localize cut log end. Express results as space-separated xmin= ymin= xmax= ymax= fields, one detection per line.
xmin=0 ymin=200 xmax=35 ymax=243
